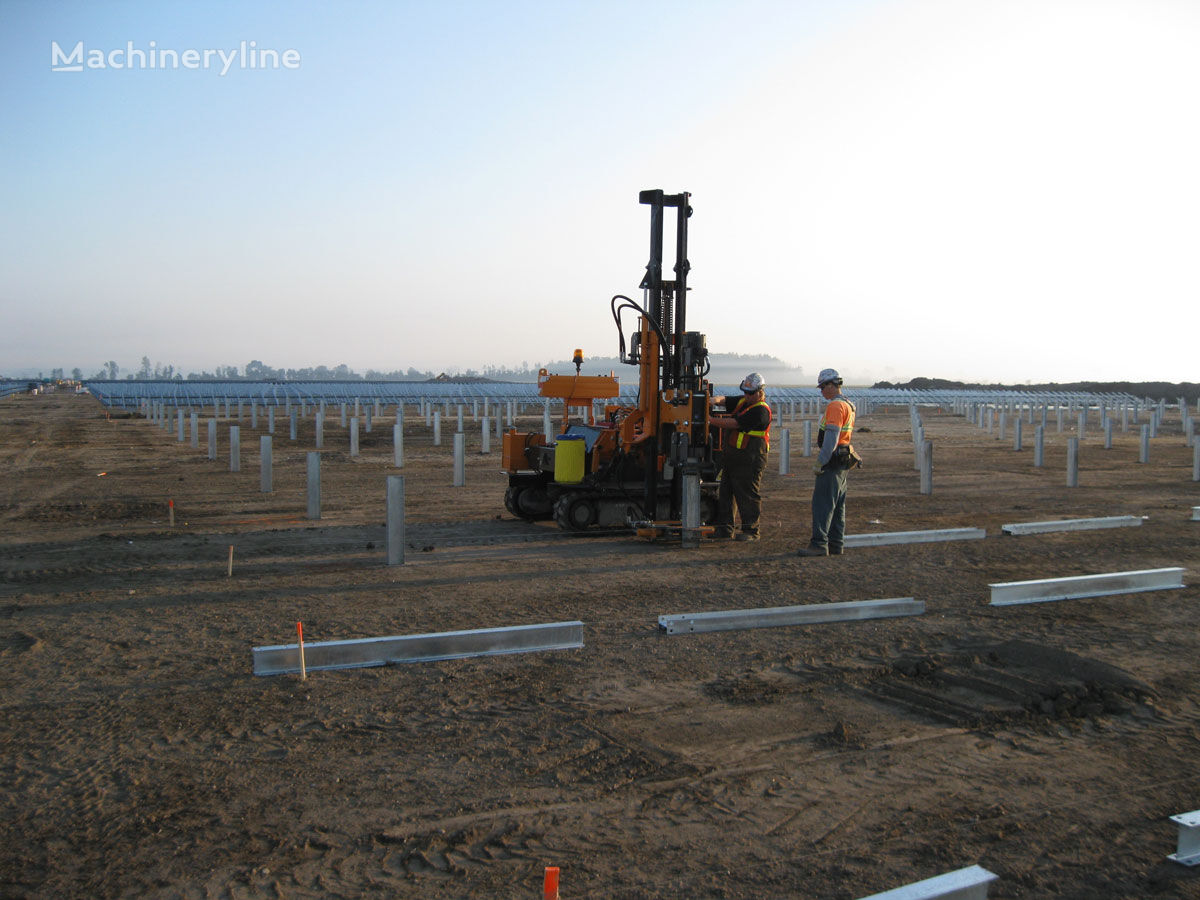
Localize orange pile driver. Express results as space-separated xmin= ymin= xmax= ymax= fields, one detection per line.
xmin=502 ymin=189 xmax=725 ymax=531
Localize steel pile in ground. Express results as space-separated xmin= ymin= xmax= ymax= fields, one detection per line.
xmin=658 ymin=597 xmax=925 ymax=635
xmin=843 ymin=528 xmax=986 ymax=548
xmin=252 ymin=621 xmax=584 ymax=676
xmin=988 ymin=568 xmax=1185 ymax=606
xmin=1001 ymin=515 xmax=1144 ymax=535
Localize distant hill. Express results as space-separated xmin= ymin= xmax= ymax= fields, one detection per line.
xmin=873 ymin=377 xmax=1200 ymax=404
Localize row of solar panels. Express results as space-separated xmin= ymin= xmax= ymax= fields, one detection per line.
xmin=81 ymin=380 xmax=1145 ymax=409
xmin=0 ymin=382 xmax=34 ymax=400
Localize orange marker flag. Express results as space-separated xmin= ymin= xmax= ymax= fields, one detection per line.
xmin=297 ymin=621 xmax=307 ymax=681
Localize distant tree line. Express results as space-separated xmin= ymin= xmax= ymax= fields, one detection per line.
xmin=78 ymin=357 xmax=557 ymax=383
xmin=44 ymin=352 xmax=807 ymax=385
xmin=874 ymin=376 xmax=1200 ymax=404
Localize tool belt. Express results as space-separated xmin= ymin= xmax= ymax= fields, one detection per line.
xmin=830 ymin=444 xmax=863 ymax=470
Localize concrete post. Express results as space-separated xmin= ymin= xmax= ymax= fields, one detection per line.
xmin=393 ymin=421 xmax=404 ymax=467
xmin=190 ymin=411 xmax=199 ymax=449
xmin=481 ymin=417 xmax=491 ymax=454
xmin=802 ymin=420 xmax=812 ymax=457
xmin=919 ymin=440 xmax=933 ymax=495
xmin=260 ymin=436 xmax=272 ymax=492
xmin=1193 ymin=442 xmax=1199 ymax=482
xmin=1140 ymin=424 xmax=1150 ymax=463
xmin=1014 ymin=418 xmax=1023 ymax=452
xmin=1104 ymin=418 xmax=1113 ymax=450
xmin=1067 ymin=437 xmax=1079 ymax=487
xmin=543 ymin=404 xmax=553 ymax=441
xmin=306 ymin=452 xmax=320 ymax=519
xmin=207 ymin=419 xmax=217 ymax=460
xmin=350 ymin=418 xmax=359 ymax=457
xmin=290 ymin=409 xmax=298 ymax=441
xmin=433 ymin=411 xmax=442 ymax=446
xmin=387 ymin=475 xmax=405 ymax=565
xmin=779 ymin=429 xmax=790 ymax=475
xmin=315 ymin=411 xmax=324 ymax=449
xmin=268 ymin=406 xmax=275 ymax=434
xmin=176 ymin=410 xmax=185 ymax=442
xmin=1034 ymin=424 xmax=1044 ymax=467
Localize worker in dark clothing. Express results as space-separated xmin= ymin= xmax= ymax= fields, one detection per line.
xmin=710 ymin=372 xmax=772 ymax=541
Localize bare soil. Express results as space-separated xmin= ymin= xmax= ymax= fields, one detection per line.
xmin=2 ymin=390 xmax=1199 ymax=899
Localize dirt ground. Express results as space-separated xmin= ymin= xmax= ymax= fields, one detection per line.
xmin=2 ymin=388 xmax=1199 ymax=900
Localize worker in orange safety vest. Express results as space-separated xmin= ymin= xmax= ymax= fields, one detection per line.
xmin=710 ymin=372 xmax=772 ymax=541
xmin=798 ymin=368 xmax=857 ymax=557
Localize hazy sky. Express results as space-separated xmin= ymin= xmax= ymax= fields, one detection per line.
xmin=2 ymin=0 xmax=1197 ymax=385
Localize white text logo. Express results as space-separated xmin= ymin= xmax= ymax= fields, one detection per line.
xmin=51 ymin=41 xmax=301 ymax=76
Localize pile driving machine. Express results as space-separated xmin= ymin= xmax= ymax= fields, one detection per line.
xmin=502 ymin=189 xmax=725 ymax=532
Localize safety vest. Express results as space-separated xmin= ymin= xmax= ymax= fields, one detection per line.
xmin=732 ymin=397 xmax=771 ymax=450
xmin=818 ymin=398 xmax=855 ymax=447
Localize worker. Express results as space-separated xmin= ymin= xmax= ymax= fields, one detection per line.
xmin=710 ymin=372 xmax=772 ymax=541
xmin=797 ymin=368 xmax=857 ymax=557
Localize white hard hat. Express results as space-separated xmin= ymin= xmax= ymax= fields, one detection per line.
xmin=817 ymin=368 xmax=842 ymax=387
xmin=740 ymin=372 xmax=765 ymax=392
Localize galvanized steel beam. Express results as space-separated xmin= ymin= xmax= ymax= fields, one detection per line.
xmin=1001 ymin=515 xmax=1144 ymax=535
xmin=844 ymin=528 xmax=986 ymax=548
xmin=252 ymin=620 xmax=584 ymax=676
xmin=989 ymin=567 xmax=1185 ymax=606
xmin=1168 ymin=809 xmax=1200 ymax=866
xmin=857 ymin=864 xmax=998 ymax=899
xmin=658 ymin=597 xmax=925 ymax=635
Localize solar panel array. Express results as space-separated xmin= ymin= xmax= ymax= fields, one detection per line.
xmin=0 ymin=382 xmax=32 ymax=400
xmin=81 ymin=379 xmax=1143 ymax=411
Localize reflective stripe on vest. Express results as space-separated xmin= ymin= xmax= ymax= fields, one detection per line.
xmin=818 ymin=399 xmax=855 ymax=447
xmin=733 ymin=398 xmax=771 ymax=450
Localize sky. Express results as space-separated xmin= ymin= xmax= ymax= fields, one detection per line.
xmin=2 ymin=0 xmax=1197 ymax=386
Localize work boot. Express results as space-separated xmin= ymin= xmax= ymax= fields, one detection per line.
xmin=711 ymin=529 xmax=733 ymax=541
xmin=735 ymin=532 xmax=759 ymax=542
xmin=829 ymin=546 xmax=844 ymax=556
xmin=796 ymin=543 xmax=828 ymax=557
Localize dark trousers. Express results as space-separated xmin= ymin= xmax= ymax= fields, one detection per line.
xmin=716 ymin=445 xmax=767 ymax=535
xmin=810 ymin=467 xmax=847 ymax=549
